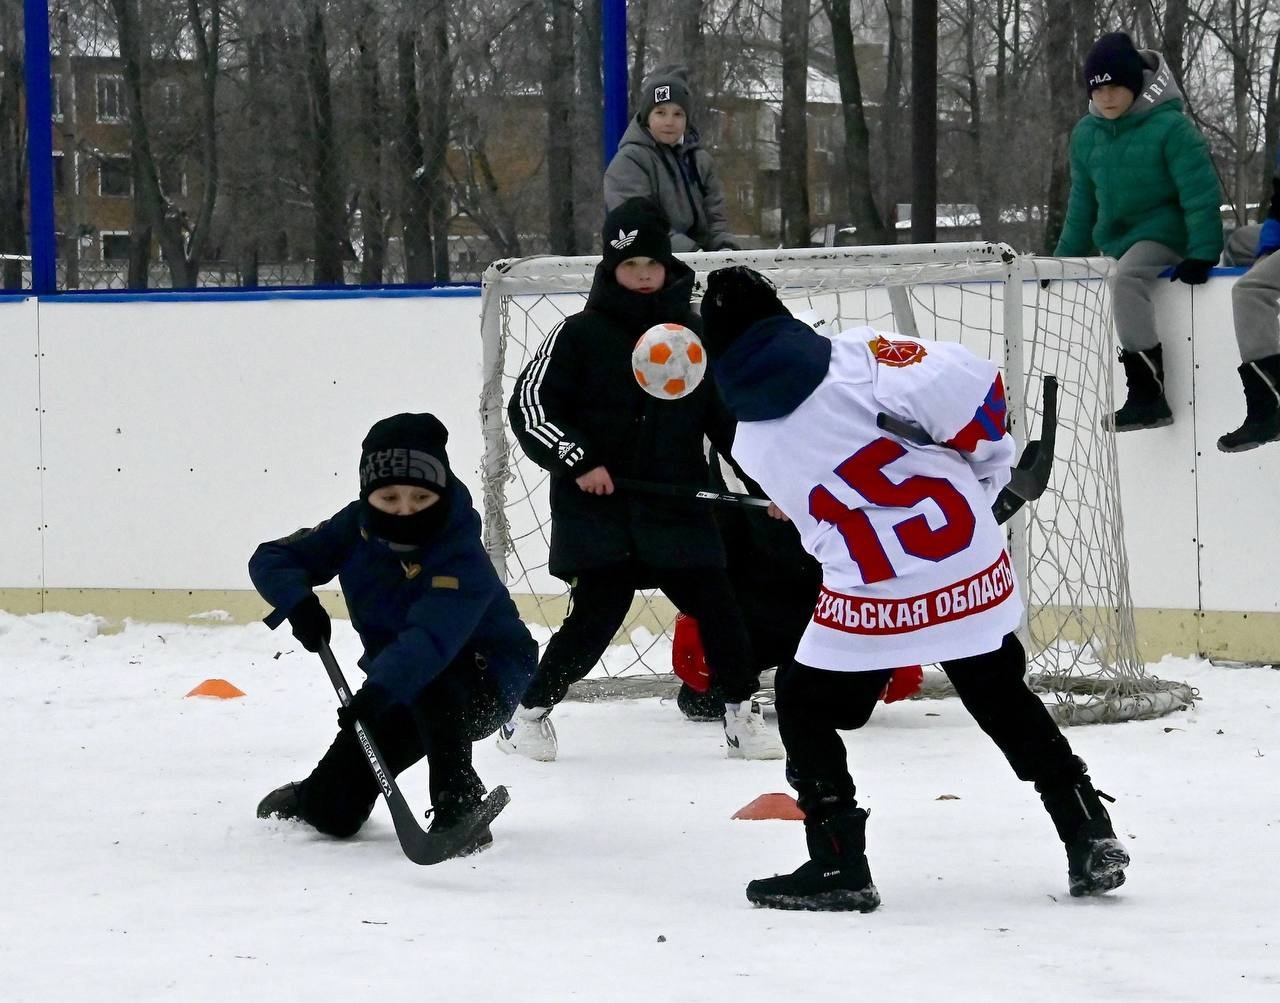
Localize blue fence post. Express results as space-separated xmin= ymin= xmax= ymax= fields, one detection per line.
xmin=23 ymin=0 xmax=56 ymax=293
xmin=601 ymin=0 xmax=628 ymax=165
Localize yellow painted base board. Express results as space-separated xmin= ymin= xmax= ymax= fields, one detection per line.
xmin=1 ymin=590 xmax=1276 ymax=664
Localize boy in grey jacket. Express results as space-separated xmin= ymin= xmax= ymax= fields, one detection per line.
xmin=604 ymin=64 xmax=738 ymax=252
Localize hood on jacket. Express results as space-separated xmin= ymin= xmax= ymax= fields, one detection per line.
xmin=1089 ymin=50 xmax=1183 ymax=121
xmin=713 ymin=315 xmax=832 ymax=422
xmin=584 ymin=258 xmax=697 ymax=336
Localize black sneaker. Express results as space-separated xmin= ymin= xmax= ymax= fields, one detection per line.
xmin=256 ymin=782 xmax=304 ymax=821
xmin=677 ymin=682 xmax=725 ymax=722
xmin=1067 ymin=834 xmax=1130 ymax=897
xmin=746 ymin=807 xmax=880 ymax=912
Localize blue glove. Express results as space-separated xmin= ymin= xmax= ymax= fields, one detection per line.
xmin=1257 ymin=218 xmax=1280 ymax=259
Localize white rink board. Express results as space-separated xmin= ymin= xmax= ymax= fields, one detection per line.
xmin=0 ymin=276 xmax=1276 ymax=642
xmin=0 ymin=297 xmax=43 ymax=588
xmin=34 ymin=293 xmax=484 ymax=590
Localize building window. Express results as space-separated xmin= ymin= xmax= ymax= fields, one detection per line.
xmin=159 ymin=159 xmax=186 ymax=197
xmin=52 ymin=153 xmax=66 ymax=194
xmin=738 ymin=182 xmax=755 ymax=211
xmin=99 ymin=155 xmax=132 ymax=197
xmin=813 ymin=118 xmax=834 ymax=152
xmin=96 ymin=75 xmax=126 ymax=123
xmin=159 ymin=81 xmax=182 ymax=116
xmin=814 ymin=184 xmax=831 ymax=215
xmin=101 ymin=232 xmax=131 ymax=262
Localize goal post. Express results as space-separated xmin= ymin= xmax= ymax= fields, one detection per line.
xmin=479 ymin=242 xmax=1196 ymax=724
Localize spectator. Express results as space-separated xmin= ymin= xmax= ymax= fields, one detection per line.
xmin=604 ymin=64 xmax=738 ymax=252
xmin=1215 ymin=167 xmax=1280 ymax=452
xmin=1055 ymin=31 xmax=1223 ymax=432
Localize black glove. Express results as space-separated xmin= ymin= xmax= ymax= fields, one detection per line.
xmin=286 ymin=593 xmax=331 ymax=653
xmin=1170 ymin=258 xmax=1215 ymax=285
xmin=336 ymin=682 xmax=393 ymax=731
xmin=700 ymin=266 xmax=791 ymax=356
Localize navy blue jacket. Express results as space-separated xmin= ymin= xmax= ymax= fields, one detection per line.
xmin=249 ymin=482 xmax=537 ymax=709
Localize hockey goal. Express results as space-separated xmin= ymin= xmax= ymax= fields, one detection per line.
xmin=478 ymin=242 xmax=1196 ymax=724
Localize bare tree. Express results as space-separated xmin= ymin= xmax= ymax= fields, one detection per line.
xmin=0 ymin=0 xmax=26 ymax=289
xmin=545 ymin=0 xmax=577 ymax=253
xmin=779 ymin=0 xmax=810 ymax=247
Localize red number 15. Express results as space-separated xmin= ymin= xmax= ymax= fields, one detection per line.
xmin=808 ymin=438 xmax=976 ymax=584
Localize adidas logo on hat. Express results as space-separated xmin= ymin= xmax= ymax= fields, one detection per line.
xmin=610 ymin=228 xmax=638 ymax=251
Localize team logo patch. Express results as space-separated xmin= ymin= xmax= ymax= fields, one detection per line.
xmin=869 ymin=335 xmax=927 ymax=368
xmin=610 ymin=228 xmax=638 ymax=251
xmin=654 ymin=85 xmax=671 ymax=104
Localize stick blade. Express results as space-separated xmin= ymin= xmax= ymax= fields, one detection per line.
xmin=402 ymin=786 xmax=511 ymax=866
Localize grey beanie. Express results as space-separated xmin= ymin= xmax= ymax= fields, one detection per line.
xmin=639 ymin=64 xmax=692 ymax=124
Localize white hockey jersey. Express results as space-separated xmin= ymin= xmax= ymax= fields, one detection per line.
xmin=730 ymin=328 xmax=1023 ymax=672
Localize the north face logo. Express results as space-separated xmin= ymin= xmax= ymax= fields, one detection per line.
xmin=610 ymin=228 xmax=638 ymax=251
xmin=654 ymin=85 xmax=671 ymax=104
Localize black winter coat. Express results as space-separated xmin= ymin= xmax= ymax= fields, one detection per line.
xmin=508 ymin=261 xmax=736 ymax=580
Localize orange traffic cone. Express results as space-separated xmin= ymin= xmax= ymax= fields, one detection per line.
xmin=185 ymin=678 xmax=245 ymax=699
xmin=732 ymin=793 xmax=805 ymax=821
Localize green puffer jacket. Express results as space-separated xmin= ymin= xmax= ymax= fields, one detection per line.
xmin=1056 ymin=52 xmax=1223 ymax=262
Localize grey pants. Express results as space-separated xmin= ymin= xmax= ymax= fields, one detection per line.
xmin=1112 ymin=240 xmax=1183 ymax=352
xmin=1227 ymin=224 xmax=1280 ymax=363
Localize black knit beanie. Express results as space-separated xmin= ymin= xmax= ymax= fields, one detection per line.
xmin=639 ymin=64 xmax=692 ymax=125
xmin=359 ymin=413 xmax=449 ymax=500
xmin=1084 ymin=32 xmax=1147 ymax=97
xmin=601 ymin=197 xmax=675 ymax=273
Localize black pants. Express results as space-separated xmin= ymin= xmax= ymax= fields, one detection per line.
xmin=521 ymin=563 xmax=759 ymax=706
xmin=297 ymin=651 xmax=511 ymax=838
xmin=775 ymin=632 xmax=1082 ymax=818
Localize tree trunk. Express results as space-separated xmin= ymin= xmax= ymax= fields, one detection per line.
xmin=57 ymin=12 xmax=81 ymax=289
xmin=303 ymin=4 xmax=344 ymax=284
xmin=880 ymin=0 xmax=906 ymax=232
xmin=0 ymin=4 xmax=24 ymax=290
xmin=397 ymin=30 xmax=433 ymax=283
xmin=1163 ymin=0 xmax=1190 ymax=96
xmin=671 ymin=0 xmax=705 ymax=126
xmin=1042 ymin=1 xmax=1082 ymax=253
xmin=185 ymin=0 xmax=220 ymax=281
xmin=628 ymin=0 xmax=651 ymax=116
xmin=823 ymin=0 xmax=889 ymax=244
xmin=422 ymin=0 xmax=453 ymax=282
xmin=779 ymin=0 xmax=810 ymax=248
xmin=574 ymin=0 xmax=604 ymax=251
xmin=910 ymin=0 xmax=937 ymax=242
xmin=356 ymin=4 xmax=385 ymax=283
xmin=545 ymin=0 xmax=577 ymax=254
xmin=1261 ymin=26 xmax=1280 ymax=220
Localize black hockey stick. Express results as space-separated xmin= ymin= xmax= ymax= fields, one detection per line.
xmin=875 ymin=375 xmax=1059 ymax=508
xmin=615 ymin=476 xmax=774 ymax=509
xmin=316 ymin=639 xmax=509 ymax=865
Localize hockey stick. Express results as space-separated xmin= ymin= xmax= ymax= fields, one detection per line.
xmin=615 ymin=476 xmax=774 ymax=509
xmin=876 ymin=375 xmax=1059 ymax=507
xmin=316 ymin=639 xmax=509 ymax=865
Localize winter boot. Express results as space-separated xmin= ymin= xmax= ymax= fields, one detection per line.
xmin=677 ymin=681 xmax=726 ymax=722
xmin=746 ymin=807 xmax=880 ymax=912
xmin=1217 ymin=355 xmax=1280 ymax=452
xmin=723 ymin=700 xmax=784 ymax=760
xmin=1104 ymin=345 xmax=1174 ymax=432
xmin=1038 ymin=768 xmax=1130 ymax=897
xmin=496 ymin=705 xmax=558 ymax=762
xmin=256 ymin=781 xmax=304 ymax=821
xmin=426 ymin=790 xmax=494 ymax=858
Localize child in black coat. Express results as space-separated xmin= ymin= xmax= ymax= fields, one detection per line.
xmin=500 ymin=197 xmax=781 ymax=761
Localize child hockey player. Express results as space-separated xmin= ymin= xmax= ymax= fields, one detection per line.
xmin=251 ymin=412 xmax=537 ymax=856
xmin=699 ymin=265 xmax=1130 ymax=910
xmin=499 ymin=197 xmax=780 ymax=761
xmin=1055 ymin=31 xmax=1222 ymax=432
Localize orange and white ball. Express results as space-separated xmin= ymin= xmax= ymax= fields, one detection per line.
xmin=631 ymin=323 xmax=707 ymax=400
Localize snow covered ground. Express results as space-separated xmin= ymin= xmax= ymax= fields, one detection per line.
xmin=2 ymin=611 xmax=1278 ymax=1002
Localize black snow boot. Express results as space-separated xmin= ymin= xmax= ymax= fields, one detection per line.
xmin=427 ymin=790 xmax=494 ymax=858
xmin=746 ymin=807 xmax=880 ymax=912
xmin=256 ymin=781 xmax=304 ymax=821
xmin=1217 ymin=355 xmax=1280 ymax=452
xmin=1105 ymin=345 xmax=1173 ymax=432
xmin=1037 ymin=766 xmax=1129 ymax=897
xmin=677 ymin=681 xmax=726 ymax=722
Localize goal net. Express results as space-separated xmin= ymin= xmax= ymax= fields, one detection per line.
xmin=479 ymin=242 xmax=1196 ymax=723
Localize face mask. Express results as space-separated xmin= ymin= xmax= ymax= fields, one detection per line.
xmin=362 ymin=493 xmax=452 ymax=547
